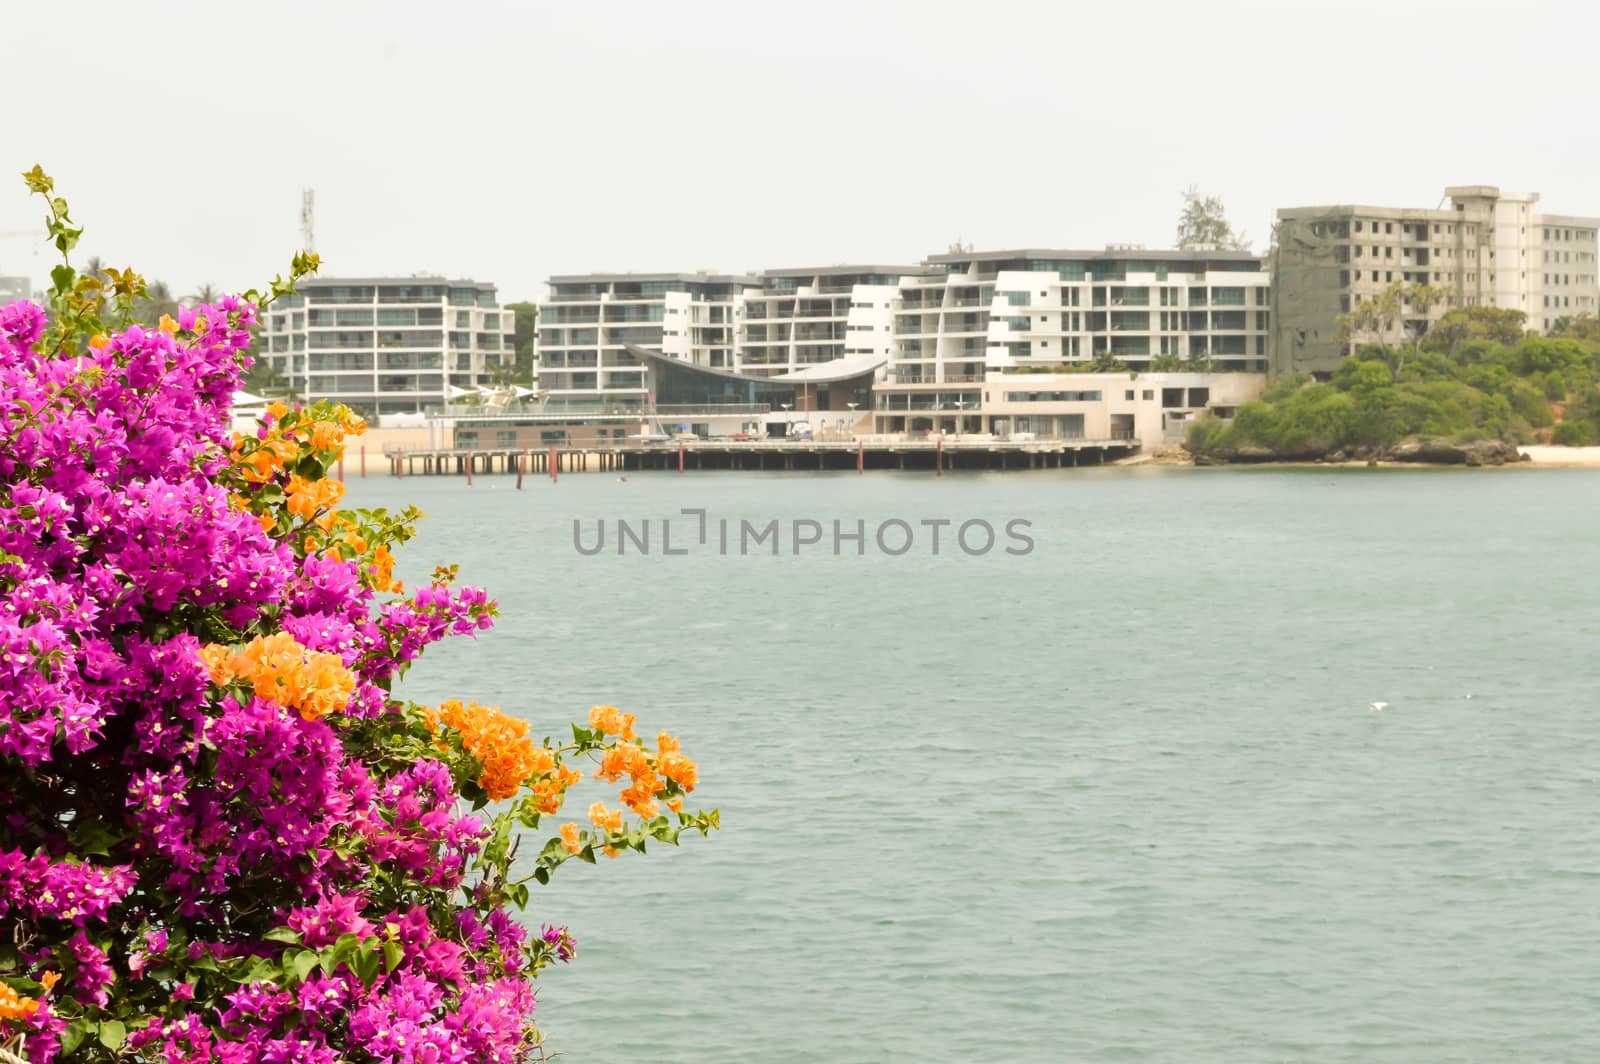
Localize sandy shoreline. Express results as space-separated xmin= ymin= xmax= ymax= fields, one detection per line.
xmin=1518 ymin=446 xmax=1600 ymax=468
xmin=1116 ymin=446 xmax=1600 ymax=469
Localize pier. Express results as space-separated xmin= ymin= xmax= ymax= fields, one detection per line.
xmin=380 ymin=438 xmax=1140 ymax=478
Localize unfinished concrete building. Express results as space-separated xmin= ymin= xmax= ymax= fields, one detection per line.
xmin=1270 ymin=186 xmax=1600 ymax=376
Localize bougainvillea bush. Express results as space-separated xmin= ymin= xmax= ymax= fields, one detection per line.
xmin=0 ymin=169 xmax=716 ymax=1062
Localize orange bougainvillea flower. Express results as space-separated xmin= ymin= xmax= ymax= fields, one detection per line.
xmin=560 ymin=822 xmax=582 ymax=855
xmin=589 ymin=705 xmax=636 ymax=740
xmin=310 ymin=419 xmax=346 ymax=453
xmin=433 ymin=699 xmax=564 ymax=802
xmin=0 ymin=981 xmax=38 ymax=1022
xmin=529 ymin=765 xmax=581 ymax=815
xmin=285 ymin=474 xmax=346 ymax=520
xmin=232 ymin=433 xmax=299 ymax=486
xmin=198 ymin=632 xmax=355 ymax=722
xmin=657 ymin=732 xmax=699 ymax=793
xmin=365 ymin=544 xmax=402 ymax=593
xmin=595 ymin=742 xmax=648 ymax=784
xmin=588 ymin=801 xmax=623 ymax=833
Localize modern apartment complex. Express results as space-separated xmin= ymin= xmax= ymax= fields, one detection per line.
xmin=739 ymin=266 xmax=926 ymax=378
xmin=257 ymin=277 xmax=515 ymax=417
xmin=882 ymin=248 xmax=1269 ymax=413
xmin=1272 ymin=186 xmax=1600 ymax=375
xmin=539 ymin=250 xmax=1269 ymax=413
xmin=539 ymin=273 xmax=753 ymax=409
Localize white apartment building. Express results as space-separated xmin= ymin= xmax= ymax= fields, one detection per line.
xmin=880 ymin=248 xmax=1270 ymax=417
xmin=738 ymin=266 xmax=927 ymax=378
xmin=539 ymin=273 xmax=754 ymax=410
xmin=258 ymin=277 xmax=515 ymax=417
xmin=1273 ymin=186 xmax=1600 ymax=375
xmin=1538 ymin=214 xmax=1599 ymax=330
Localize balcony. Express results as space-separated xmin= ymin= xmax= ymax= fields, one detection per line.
xmin=943 ymin=316 xmax=987 ymax=333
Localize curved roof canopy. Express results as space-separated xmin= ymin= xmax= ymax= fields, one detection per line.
xmin=622 ymin=345 xmax=883 ymax=385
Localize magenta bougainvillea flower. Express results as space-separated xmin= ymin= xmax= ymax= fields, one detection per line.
xmin=0 ymin=278 xmax=716 ymax=1061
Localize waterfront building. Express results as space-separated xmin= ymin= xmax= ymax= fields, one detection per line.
xmin=1272 ymin=186 xmax=1600 ymax=376
xmin=0 ymin=275 xmax=30 ymax=304
xmin=878 ymin=246 xmax=1270 ymax=425
xmin=257 ymin=276 xmax=516 ymax=418
xmin=538 ymin=273 xmax=756 ymax=411
xmin=872 ymin=370 xmax=1263 ymax=442
xmin=739 ymin=265 xmax=931 ymax=378
xmin=450 ymin=344 xmax=878 ymax=448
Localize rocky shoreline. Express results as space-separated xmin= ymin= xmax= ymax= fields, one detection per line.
xmin=1190 ymin=438 xmax=1529 ymax=467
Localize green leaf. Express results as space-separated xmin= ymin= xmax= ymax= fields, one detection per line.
xmin=22 ymin=165 xmax=53 ymax=194
xmin=382 ymin=940 xmax=403 ymax=973
xmin=232 ymin=955 xmax=279 ymax=985
xmin=98 ymin=1019 xmax=127 ymax=1050
xmin=293 ymin=949 xmax=319 ymax=982
xmin=51 ymin=263 xmax=75 ymax=293
xmin=352 ymin=940 xmax=382 ymax=984
xmin=263 ymin=927 xmax=302 ymax=945
xmin=59 ymin=1018 xmax=91 ymax=1055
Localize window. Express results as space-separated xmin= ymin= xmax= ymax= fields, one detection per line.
xmin=1142 ymin=390 xmax=1154 ymax=400
xmin=1124 ymin=390 xmax=1135 ymax=400
xmin=1004 ymin=390 xmax=1102 ymax=402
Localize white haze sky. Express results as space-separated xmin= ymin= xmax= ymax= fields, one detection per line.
xmin=2 ymin=0 xmax=1595 ymax=303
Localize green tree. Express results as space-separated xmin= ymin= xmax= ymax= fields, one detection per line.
xmin=1420 ymin=305 xmax=1527 ymax=356
xmin=1549 ymin=313 xmax=1600 ymax=341
xmin=188 ymin=281 xmax=221 ymax=305
xmin=1150 ymin=353 xmax=1184 ymax=371
xmin=134 ymin=278 xmax=180 ymax=325
xmin=1396 ymin=283 xmax=1450 ymax=378
xmin=1175 ymin=186 xmax=1249 ymax=251
xmin=506 ymin=300 xmax=539 ymax=370
xmin=240 ymin=357 xmax=294 ymax=398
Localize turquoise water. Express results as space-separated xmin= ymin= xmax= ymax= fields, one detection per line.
xmin=347 ymin=467 xmax=1600 ymax=1063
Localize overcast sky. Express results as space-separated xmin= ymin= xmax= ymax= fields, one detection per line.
xmin=2 ymin=0 xmax=1594 ymax=303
